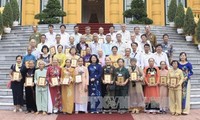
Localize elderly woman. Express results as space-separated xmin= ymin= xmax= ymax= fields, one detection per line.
xmin=46 ymin=58 xmax=62 ymax=113
xmin=144 ymin=58 xmax=160 ymax=114
xmin=76 ymin=35 xmax=89 ymax=55
xmin=168 ymin=60 xmax=184 ymax=116
xmin=128 ymin=58 xmax=145 ymax=114
xmin=74 ymin=57 xmax=89 ymax=114
xmin=9 ymin=55 xmax=23 ymax=112
xmin=61 ymin=59 xmax=75 ymax=114
xmin=102 ymin=57 xmax=116 ymax=114
xmin=21 ymin=60 xmax=37 ymax=113
xmin=98 ymin=49 xmax=105 ymax=67
xmin=54 ymin=45 xmax=66 ymax=68
xmin=115 ymin=58 xmax=130 ymax=114
xmin=34 ymin=61 xmax=48 ymax=115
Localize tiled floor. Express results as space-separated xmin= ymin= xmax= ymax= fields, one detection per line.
xmin=0 ymin=110 xmax=200 ymax=120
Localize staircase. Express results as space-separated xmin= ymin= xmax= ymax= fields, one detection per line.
xmin=0 ymin=24 xmax=200 ymax=110
xmin=77 ymin=23 xmax=113 ymax=34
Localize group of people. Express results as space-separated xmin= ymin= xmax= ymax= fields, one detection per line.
xmin=8 ymin=24 xmax=193 ymax=116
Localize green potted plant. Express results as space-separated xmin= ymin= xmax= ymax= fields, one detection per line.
xmin=11 ymin=0 xmax=19 ymax=26
xmin=35 ymin=0 xmax=66 ymax=24
xmin=174 ymin=3 xmax=185 ymax=34
xmin=2 ymin=2 xmax=13 ymax=33
xmin=0 ymin=12 xmax=3 ymax=40
xmin=196 ymin=19 xmax=200 ymax=50
xmin=183 ymin=7 xmax=196 ymax=41
xmin=168 ymin=0 xmax=177 ymax=27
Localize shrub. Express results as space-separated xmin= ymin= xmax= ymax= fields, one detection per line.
xmin=196 ymin=19 xmax=200 ymax=42
xmin=0 ymin=12 xmax=3 ymax=35
xmin=35 ymin=0 xmax=66 ymax=24
xmin=2 ymin=2 xmax=13 ymax=27
xmin=10 ymin=0 xmax=19 ymax=21
xmin=183 ymin=7 xmax=196 ymax=35
xmin=174 ymin=3 xmax=185 ymax=28
xmin=168 ymin=0 xmax=177 ymax=22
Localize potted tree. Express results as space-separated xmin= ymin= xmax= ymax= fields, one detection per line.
xmin=183 ymin=7 xmax=196 ymax=42
xmin=2 ymin=2 xmax=13 ymax=33
xmin=174 ymin=3 xmax=185 ymax=34
xmin=11 ymin=0 xmax=19 ymax=26
xmin=168 ymin=0 xmax=177 ymax=27
xmin=35 ymin=0 xmax=66 ymax=24
xmin=0 ymin=12 xmax=3 ymax=40
xmin=196 ymin=19 xmax=200 ymax=50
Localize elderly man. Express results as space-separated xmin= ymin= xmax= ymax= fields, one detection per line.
xmin=123 ymin=48 xmax=132 ymax=68
xmin=22 ymin=46 xmax=36 ymax=67
xmin=133 ymin=26 xmax=142 ymax=43
xmin=83 ymin=26 xmax=93 ymax=44
xmin=29 ymin=26 xmax=41 ymax=45
xmin=66 ymin=36 xmax=77 ymax=48
xmin=27 ymin=39 xmax=40 ymax=60
xmin=89 ymin=33 xmax=103 ymax=55
xmin=71 ymin=25 xmax=82 ymax=45
xmin=98 ymin=27 xmax=106 ymax=44
xmin=107 ymin=26 xmax=117 ymax=43
xmin=117 ymin=24 xmax=131 ymax=43
xmin=130 ymin=42 xmax=143 ymax=68
xmin=103 ymin=34 xmax=113 ymax=56
xmin=59 ymin=24 xmax=70 ymax=46
xmin=37 ymin=34 xmax=49 ymax=53
xmin=161 ymin=34 xmax=173 ymax=63
xmin=144 ymin=25 xmax=157 ymax=52
xmin=76 ymin=35 xmax=89 ymax=55
xmin=113 ymin=33 xmax=127 ymax=56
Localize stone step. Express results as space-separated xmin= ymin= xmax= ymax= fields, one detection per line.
xmin=0 ymin=103 xmax=14 ymax=110
xmin=190 ymin=95 xmax=200 ymax=103
xmin=0 ymin=89 xmax=12 ymax=96
xmin=190 ymin=102 xmax=200 ymax=109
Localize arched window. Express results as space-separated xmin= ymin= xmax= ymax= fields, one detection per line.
xmin=165 ymin=0 xmax=186 ymax=25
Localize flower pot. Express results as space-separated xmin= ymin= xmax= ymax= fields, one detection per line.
xmin=177 ymin=28 xmax=183 ymax=34
xmin=13 ymin=21 xmax=19 ymax=26
xmin=185 ymin=36 xmax=193 ymax=42
xmin=169 ymin=22 xmax=175 ymax=27
xmin=198 ymin=44 xmax=200 ymax=50
xmin=0 ymin=35 xmax=1 ymax=40
xmin=4 ymin=27 xmax=11 ymax=33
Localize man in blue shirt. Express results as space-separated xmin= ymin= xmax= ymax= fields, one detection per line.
xmin=22 ymin=46 xmax=36 ymax=68
xmin=103 ymin=34 xmax=113 ymax=56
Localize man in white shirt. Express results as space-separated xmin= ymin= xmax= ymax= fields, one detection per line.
xmin=45 ymin=24 xmax=56 ymax=46
xmin=37 ymin=34 xmax=49 ymax=53
xmin=107 ymin=26 xmax=117 ymax=43
xmin=71 ymin=25 xmax=82 ymax=45
xmin=123 ymin=48 xmax=131 ymax=69
xmin=134 ymin=26 xmax=142 ymax=42
xmin=59 ymin=24 xmax=70 ymax=46
xmin=113 ymin=33 xmax=127 ymax=56
xmin=27 ymin=39 xmax=40 ymax=60
xmin=141 ymin=43 xmax=154 ymax=68
xmin=103 ymin=34 xmax=113 ymax=56
xmin=54 ymin=34 xmax=62 ymax=53
xmin=98 ymin=27 xmax=106 ymax=44
xmin=153 ymin=44 xmax=170 ymax=67
xmin=89 ymin=33 xmax=102 ymax=55
xmin=66 ymin=36 xmax=76 ymax=49
xmin=127 ymin=33 xmax=142 ymax=52
xmin=130 ymin=42 xmax=143 ymax=68
xmin=140 ymin=34 xmax=152 ymax=53
xmin=117 ymin=24 xmax=131 ymax=43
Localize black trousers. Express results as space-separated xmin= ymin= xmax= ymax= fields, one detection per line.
xmin=25 ymin=86 xmax=37 ymax=112
xmin=115 ymin=86 xmax=128 ymax=111
xmin=11 ymin=81 xmax=24 ymax=106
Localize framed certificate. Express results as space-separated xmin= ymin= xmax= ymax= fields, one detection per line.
xmin=13 ymin=72 xmax=21 ymax=81
xmin=113 ymin=62 xmax=118 ymax=68
xmin=62 ymin=77 xmax=70 ymax=85
xmin=65 ymin=48 xmax=70 ymax=55
xmin=38 ymin=77 xmax=46 ymax=86
xmin=131 ymin=72 xmax=137 ymax=81
xmin=170 ymin=77 xmax=177 ymax=87
xmin=160 ymin=76 xmax=167 ymax=85
xmin=50 ymin=46 xmax=56 ymax=55
xmin=51 ymin=77 xmax=59 ymax=86
xmin=104 ymin=74 xmax=112 ymax=84
xmin=75 ymin=75 xmax=82 ymax=83
xmin=149 ymin=76 xmax=156 ymax=86
xmin=81 ymin=50 xmax=86 ymax=57
xmin=85 ymin=62 xmax=90 ymax=68
xmin=71 ymin=59 xmax=77 ymax=68
xmin=25 ymin=77 xmax=33 ymax=86
xmin=117 ymin=76 xmax=124 ymax=83
xmin=25 ymin=61 xmax=29 ymax=68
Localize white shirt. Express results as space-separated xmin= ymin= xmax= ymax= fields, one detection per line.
xmin=71 ymin=32 xmax=82 ymax=45
xmin=140 ymin=40 xmax=152 ymax=53
xmin=37 ymin=42 xmax=50 ymax=54
xmin=117 ymin=30 xmax=131 ymax=43
xmin=153 ymin=52 xmax=170 ymax=67
xmin=89 ymin=42 xmax=103 ymax=55
xmin=127 ymin=41 xmax=142 ymax=53
xmin=45 ymin=32 xmax=56 ymax=46
xmin=107 ymin=32 xmax=117 ymax=43
xmin=26 ymin=48 xmax=40 ymax=60
xmin=98 ymin=34 xmax=106 ymax=44
xmin=60 ymin=32 xmax=70 ymax=46
xmin=135 ymin=33 xmax=142 ymax=43
xmin=113 ymin=41 xmax=127 ymax=56
xmin=142 ymin=52 xmax=154 ymax=68
xmin=131 ymin=50 xmax=143 ymax=68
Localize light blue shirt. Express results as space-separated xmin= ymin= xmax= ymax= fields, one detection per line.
xmin=103 ymin=42 xmax=113 ymax=56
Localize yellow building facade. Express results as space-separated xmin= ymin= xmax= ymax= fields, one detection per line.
xmin=1 ymin=0 xmax=200 ymax=26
